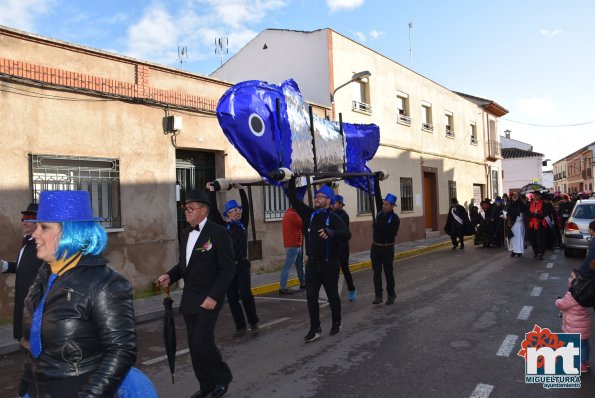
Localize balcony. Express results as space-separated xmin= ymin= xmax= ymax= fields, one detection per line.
xmin=445 ymin=128 xmax=455 ymax=138
xmin=485 ymin=139 xmax=501 ymax=161
xmin=397 ymin=110 xmax=411 ymax=126
xmin=422 ymin=122 xmax=433 ymax=132
xmin=352 ymin=100 xmax=372 ymax=114
xmin=470 ymin=137 xmax=478 ymax=145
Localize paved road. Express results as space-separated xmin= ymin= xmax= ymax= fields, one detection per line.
xmin=1 ymin=245 xmax=593 ymax=397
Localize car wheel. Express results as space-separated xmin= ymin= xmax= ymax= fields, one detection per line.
xmin=564 ymin=247 xmax=573 ymax=257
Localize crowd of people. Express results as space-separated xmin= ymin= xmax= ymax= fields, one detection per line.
xmin=2 ymin=182 xmax=593 ymax=397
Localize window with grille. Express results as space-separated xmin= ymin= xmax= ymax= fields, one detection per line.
xmin=357 ymin=189 xmax=372 ymax=215
xmin=264 ymin=185 xmax=288 ymax=221
xmin=421 ymin=103 xmax=433 ymax=131
xmin=491 ymin=170 xmax=499 ymax=198
xmin=445 ymin=112 xmax=454 ymax=137
xmin=30 ymin=154 xmax=121 ymax=229
xmin=448 ymin=180 xmax=457 ymax=203
xmin=400 ymin=178 xmax=413 ymax=212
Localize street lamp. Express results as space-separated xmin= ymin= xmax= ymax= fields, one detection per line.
xmin=330 ymin=70 xmax=371 ymax=119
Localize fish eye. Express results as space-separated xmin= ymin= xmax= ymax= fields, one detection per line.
xmin=249 ymin=113 xmax=265 ymax=137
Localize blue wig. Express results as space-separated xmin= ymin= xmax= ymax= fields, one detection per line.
xmin=56 ymin=221 xmax=107 ymax=259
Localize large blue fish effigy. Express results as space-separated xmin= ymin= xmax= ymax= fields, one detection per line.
xmin=216 ymin=79 xmax=380 ymax=193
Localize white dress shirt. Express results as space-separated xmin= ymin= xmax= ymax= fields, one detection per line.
xmin=186 ymin=218 xmax=208 ymax=267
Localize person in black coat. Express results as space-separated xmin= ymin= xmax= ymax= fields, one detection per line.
xmin=444 ymin=198 xmax=473 ymax=249
xmin=287 ymin=178 xmax=351 ymax=342
xmin=207 ymin=182 xmax=260 ymax=337
xmin=158 ymin=190 xmax=235 ymax=398
xmin=331 ymin=194 xmax=356 ymax=302
xmin=371 ymin=176 xmax=401 ymax=305
xmin=1 ymin=203 xmax=44 ymax=341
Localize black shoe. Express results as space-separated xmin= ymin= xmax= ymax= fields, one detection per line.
xmin=452 ymin=245 xmax=458 ymax=250
xmin=250 ymin=324 xmax=259 ymax=337
xmin=329 ymin=323 xmax=341 ymax=336
xmin=372 ymin=296 xmax=383 ymax=304
xmin=385 ymin=295 xmax=396 ymax=305
xmin=233 ymin=328 xmax=246 ymax=338
xmin=459 ymin=244 xmax=464 ymax=249
xmin=517 ymin=253 xmax=522 ymax=257
xmin=279 ymin=288 xmax=294 ymax=295
xmin=538 ymin=254 xmax=544 ymax=260
xmin=304 ymin=327 xmax=322 ymax=342
xmin=210 ymin=383 xmax=229 ymax=398
xmin=299 ymin=285 xmax=306 ymax=291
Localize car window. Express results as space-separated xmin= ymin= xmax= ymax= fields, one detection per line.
xmin=573 ymin=204 xmax=595 ymax=219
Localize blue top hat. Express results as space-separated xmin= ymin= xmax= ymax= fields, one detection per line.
xmin=33 ymin=191 xmax=101 ymax=222
xmin=384 ymin=193 xmax=397 ymax=206
xmin=332 ymin=194 xmax=345 ymax=205
xmin=314 ymin=185 xmax=334 ymax=200
xmin=223 ymin=199 xmax=242 ymax=217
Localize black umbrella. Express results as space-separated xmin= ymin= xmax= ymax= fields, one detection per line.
xmin=518 ymin=182 xmax=547 ymax=196
xmin=163 ymin=286 xmax=176 ymax=384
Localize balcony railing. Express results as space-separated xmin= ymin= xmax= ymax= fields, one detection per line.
xmin=352 ymin=100 xmax=372 ymax=114
xmin=445 ymin=129 xmax=455 ymax=138
xmin=470 ymin=137 xmax=478 ymax=145
xmin=485 ymin=139 xmax=501 ymax=160
xmin=422 ymin=122 xmax=433 ymax=132
xmin=397 ymin=113 xmax=411 ymax=125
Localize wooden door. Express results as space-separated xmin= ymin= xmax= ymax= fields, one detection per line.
xmin=423 ymin=173 xmax=435 ymax=229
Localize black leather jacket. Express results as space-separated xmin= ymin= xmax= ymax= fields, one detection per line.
xmin=21 ymin=255 xmax=137 ymax=397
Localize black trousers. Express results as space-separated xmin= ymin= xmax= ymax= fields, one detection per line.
xmin=371 ymin=244 xmax=395 ymax=297
xmin=305 ymin=258 xmax=341 ymax=330
xmin=338 ymin=248 xmax=355 ymax=291
xmin=183 ymin=309 xmax=233 ymax=392
xmin=449 ymin=223 xmax=464 ymax=247
xmin=226 ymin=261 xmax=259 ymax=330
xmin=529 ymin=225 xmax=546 ymax=256
xmin=25 ymin=372 xmax=91 ymax=397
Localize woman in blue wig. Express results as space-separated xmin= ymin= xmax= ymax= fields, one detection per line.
xmin=19 ymin=190 xmax=143 ymax=397
xmin=206 ymin=180 xmax=260 ymax=338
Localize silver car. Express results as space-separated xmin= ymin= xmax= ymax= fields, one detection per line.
xmin=563 ymin=198 xmax=595 ymax=256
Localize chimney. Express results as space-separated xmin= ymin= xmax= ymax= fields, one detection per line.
xmin=504 ymin=129 xmax=511 ymax=139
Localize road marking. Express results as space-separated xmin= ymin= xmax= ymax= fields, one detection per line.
xmin=530 ymin=287 xmax=542 ymax=297
xmin=496 ymin=334 xmax=519 ymax=357
xmin=142 ymin=317 xmax=292 ymax=366
xmin=259 ymin=317 xmax=291 ymax=328
xmin=546 ymin=262 xmax=554 ymax=269
xmin=539 ymin=273 xmax=549 ymax=281
xmin=517 ymin=306 xmax=533 ymax=320
xmin=470 ymin=383 xmax=494 ymax=398
xmin=142 ymin=348 xmax=190 ymax=365
xmin=551 ymin=254 xmax=558 ymax=260
xmin=255 ymin=296 xmax=308 ymax=302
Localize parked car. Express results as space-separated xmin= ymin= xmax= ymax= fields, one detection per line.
xmin=563 ymin=198 xmax=595 ymax=256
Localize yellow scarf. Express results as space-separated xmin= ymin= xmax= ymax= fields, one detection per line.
xmin=49 ymin=252 xmax=82 ymax=276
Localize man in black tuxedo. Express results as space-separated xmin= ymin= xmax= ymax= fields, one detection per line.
xmin=157 ymin=190 xmax=235 ymax=398
xmin=1 ymin=203 xmax=44 ymax=341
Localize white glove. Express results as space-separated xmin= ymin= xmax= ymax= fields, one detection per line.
xmin=0 ymin=260 xmax=8 ymax=273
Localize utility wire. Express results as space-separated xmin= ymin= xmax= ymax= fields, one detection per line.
xmin=501 ymin=118 xmax=595 ymax=128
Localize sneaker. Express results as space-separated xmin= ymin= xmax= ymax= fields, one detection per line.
xmin=372 ymin=296 xmax=383 ymax=304
xmin=385 ymin=295 xmax=396 ymax=305
xmin=329 ymin=323 xmax=341 ymax=336
xmin=304 ymin=327 xmax=322 ymax=342
xmin=233 ymin=328 xmax=246 ymax=338
xmin=349 ymin=290 xmax=357 ymax=302
xmin=250 ymin=324 xmax=259 ymax=337
xmin=279 ymin=288 xmax=294 ymax=295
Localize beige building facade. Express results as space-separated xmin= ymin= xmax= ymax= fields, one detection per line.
xmin=212 ymin=28 xmax=505 ymax=242
xmin=0 ymin=26 xmax=331 ymax=319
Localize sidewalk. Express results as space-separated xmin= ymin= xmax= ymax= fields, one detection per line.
xmin=0 ymin=234 xmax=454 ymax=355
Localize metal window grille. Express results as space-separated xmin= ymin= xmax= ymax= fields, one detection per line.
xmin=491 ymin=170 xmax=499 ymax=198
xmin=264 ymin=185 xmax=288 ymax=221
xmin=30 ymin=154 xmax=121 ymax=229
xmin=400 ymin=178 xmax=414 ymax=211
xmin=448 ymin=180 xmax=457 ymax=203
xmin=357 ymin=189 xmax=372 ymax=215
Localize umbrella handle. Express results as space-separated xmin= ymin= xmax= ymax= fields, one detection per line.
xmin=166 ymin=285 xmax=170 ymax=298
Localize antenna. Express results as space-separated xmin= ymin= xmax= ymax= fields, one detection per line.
xmin=178 ymin=46 xmax=188 ymax=69
xmin=215 ymin=37 xmax=229 ymax=67
xmin=408 ymin=22 xmax=413 ymax=67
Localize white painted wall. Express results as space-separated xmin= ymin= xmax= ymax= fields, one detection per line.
xmin=502 ymin=157 xmax=543 ymax=193
xmin=501 ymin=136 xmax=532 ymax=150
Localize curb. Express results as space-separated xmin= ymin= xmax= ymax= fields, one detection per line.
xmin=251 ymin=237 xmax=465 ymax=296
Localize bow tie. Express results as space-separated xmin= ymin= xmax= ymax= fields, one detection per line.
xmin=193 ymin=225 xmax=200 ymax=232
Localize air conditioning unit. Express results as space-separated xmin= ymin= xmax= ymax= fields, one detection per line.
xmin=165 ymin=115 xmax=183 ymax=132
